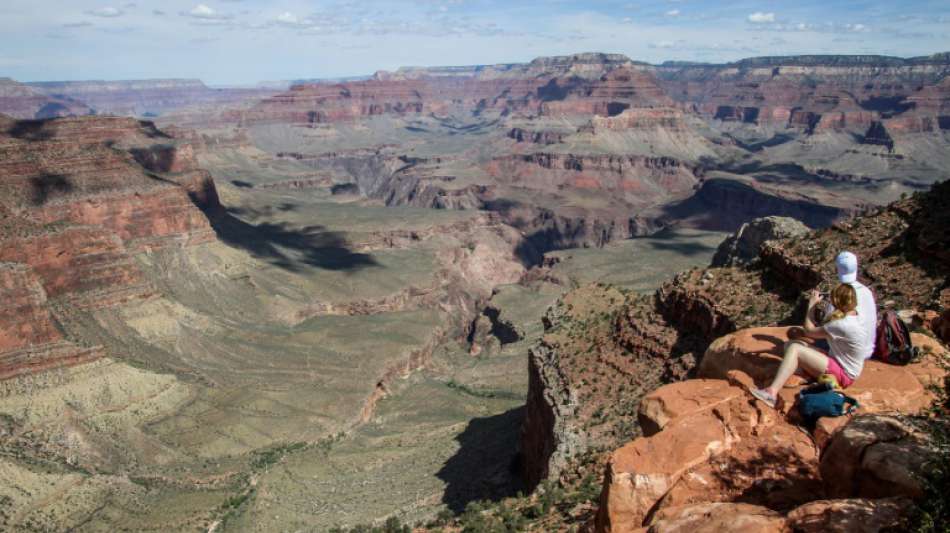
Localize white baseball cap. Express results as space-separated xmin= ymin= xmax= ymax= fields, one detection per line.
xmin=836 ymin=251 xmax=858 ymax=283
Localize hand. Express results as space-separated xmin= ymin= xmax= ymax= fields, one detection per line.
xmin=808 ymin=289 xmax=821 ymax=307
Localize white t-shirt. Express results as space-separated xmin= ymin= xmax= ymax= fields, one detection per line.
xmin=850 ymin=281 xmax=877 ymax=360
xmin=822 ymin=281 xmax=877 ymax=359
xmin=824 ymin=314 xmax=868 ymax=379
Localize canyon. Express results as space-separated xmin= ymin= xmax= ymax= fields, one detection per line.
xmin=0 ymin=51 xmax=948 ymax=531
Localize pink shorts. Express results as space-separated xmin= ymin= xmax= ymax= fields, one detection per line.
xmin=825 ymin=357 xmax=854 ymax=388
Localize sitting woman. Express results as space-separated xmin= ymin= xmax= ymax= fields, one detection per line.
xmin=751 ymin=283 xmax=868 ymax=408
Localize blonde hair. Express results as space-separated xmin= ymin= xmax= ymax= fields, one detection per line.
xmin=828 ymin=283 xmax=858 ymax=322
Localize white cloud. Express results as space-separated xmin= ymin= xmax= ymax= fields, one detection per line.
xmin=665 ymin=9 xmax=680 ymax=17
xmin=184 ymin=4 xmax=231 ymax=20
xmin=748 ymin=12 xmax=776 ymax=24
xmin=277 ymin=12 xmax=299 ymax=24
xmin=86 ymin=7 xmax=124 ymax=18
xmin=273 ymin=11 xmax=315 ymax=28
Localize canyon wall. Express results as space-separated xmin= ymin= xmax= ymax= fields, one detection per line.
xmin=0 ymin=113 xmax=220 ymax=377
xmin=26 ymin=79 xmax=275 ymax=118
xmin=0 ymin=78 xmax=92 ymax=120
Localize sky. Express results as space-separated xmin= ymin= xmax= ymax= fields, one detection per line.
xmin=1 ymin=0 xmax=948 ymax=85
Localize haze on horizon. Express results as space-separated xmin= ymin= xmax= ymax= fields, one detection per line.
xmin=2 ymin=0 xmax=949 ymax=86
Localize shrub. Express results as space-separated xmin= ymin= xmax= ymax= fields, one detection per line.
xmin=909 ymin=358 xmax=950 ymax=532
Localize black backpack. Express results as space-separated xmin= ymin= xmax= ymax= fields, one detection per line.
xmin=872 ymin=310 xmax=919 ymax=365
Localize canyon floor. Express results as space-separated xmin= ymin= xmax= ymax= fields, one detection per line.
xmin=2 ymin=52 xmax=949 ymax=532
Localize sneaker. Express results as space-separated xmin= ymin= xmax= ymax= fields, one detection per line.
xmin=750 ymin=388 xmax=777 ymax=409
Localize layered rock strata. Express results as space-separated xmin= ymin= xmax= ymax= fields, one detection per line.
xmin=0 ymin=114 xmax=219 ymax=378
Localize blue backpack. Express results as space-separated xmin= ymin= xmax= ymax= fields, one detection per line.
xmin=797 ymin=383 xmax=859 ymax=426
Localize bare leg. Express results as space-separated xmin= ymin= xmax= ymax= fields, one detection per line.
xmin=764 ymin=342 xmax=829 ymax=396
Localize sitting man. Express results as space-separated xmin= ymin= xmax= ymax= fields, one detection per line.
xmin=835 ymin=251 xmax=877 ymax=360
xmin=797 ymin=252 xmax=877 ymax=359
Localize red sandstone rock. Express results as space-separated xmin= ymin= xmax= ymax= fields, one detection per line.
xmin=637 ymin=379 xmax=743 ymax=436
xmin=699 ymin=328 xmax=947 ymax=416
xmin=0 ymin=262 xmax=62 ymax=352
xmin=595 ymin=324 xmax=947 ymax=532
xmin=647 ymin=503 xmax=784 ymax=533
xmin=785 ymin=497 xmax=911 ymax=533
xmin=590 ymin=108 xmax=686 ymax=132
xmin=0 ymin=115 xmax=218 ymax=250
xmin=820 ymin=415 xmax=933 ymax=500
xmin=0 ymin=225 xmax=150 ymax=304
xmin=697 ymin=326 xmax=790 ymax=384
xmin=595 ymin=375 xmax=822 ymax=532
xmin=933 ymin=309 xmax=950 ymax=346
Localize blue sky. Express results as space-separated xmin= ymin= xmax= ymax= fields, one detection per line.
xmin=1 ymin=0 xmax=948 ymax=84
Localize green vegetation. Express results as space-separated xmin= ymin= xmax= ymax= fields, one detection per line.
xmin=910 ymin=357 xmax=950 ymax=532
xmin=250 ymin=441 xmax=308 ymax=469
xmin=445 ymin=379 xmax=523 ymax=400
xmin=329 ymin=516 xmax=412 ymax=533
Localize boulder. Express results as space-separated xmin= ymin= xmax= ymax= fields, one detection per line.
xmin=785 ymin=497 xmax=911 ymax=532
xmin=697 ymin=327 xmax=788 ymax=384
xmin=637 ymin=379 xmax=743 ymax=436
xmin=932 ymin=308 xmax=950 ymax=346
xmin=700 ymin=327 xmax=948 ymax=416
xmin=647 ymin=503 xmax=785 ymax=533
xmin=596 ymin=379 xmax=817 ymax=532
xmin=596 ymin=326 xmax=948 ymax=533
xmin=711 ymin=216 xmax=809 ymax=267
xmin=597 ymin=406 xmax=735 ymax=532
xmin=820 ymin=415 xmax=934 ymax=499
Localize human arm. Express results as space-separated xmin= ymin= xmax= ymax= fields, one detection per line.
xmin=802 ymin=289 xmax=829 ymax=339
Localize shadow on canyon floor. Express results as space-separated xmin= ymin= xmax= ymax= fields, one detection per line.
xmin=7 ymin=119 xmax=55 ymax=142
xmin=437 ymin=406 xmax=525 ymax=513
xmin=642 ymin=237 xmax=718 ymax=257
xmin=29 ymin=174 xmax=74 ymax=205
xmin=208 ymin=209 xmax=380 ymax=273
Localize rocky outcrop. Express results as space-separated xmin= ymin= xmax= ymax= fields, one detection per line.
xmin=820 ymin=415 xmax=936 ymax=500
xmin=507 ymin=127 xmax=565 ymax=145
xmin=934 ymin=309 xmax=950 ymax=346
xmin=861 ymin=121 xmax=895 ymax=151
xmin=0 ymin=115 xmax=219 ymax=250
xmin=0 ymin=115 xmax=221 ymax=379
xmin=711 ymin=216 xmax=809 ymax=267
xmin=0 ymin=225 xmax=151 ymax=306
xmin=520 ymin=286 xmax=709 ymax=489
xmin=589 ymin=107 xmax=686 ymax=131
xmin=0 ymin=263 xmax=62 ymax=353
xmin=521 ymin=179 xmax=950 ymax=518
xmin=784 ymin=497 xmax=912 ymax=533
xmin=538 ymin=67 xmax=673 ymax=117
xmin=487 ymin=153 xmax=699 ymax=206
xmin=0 ymin=262 xmax=106 ymax=380
xmin=594 ymin=326 xmax=947 ymax=532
